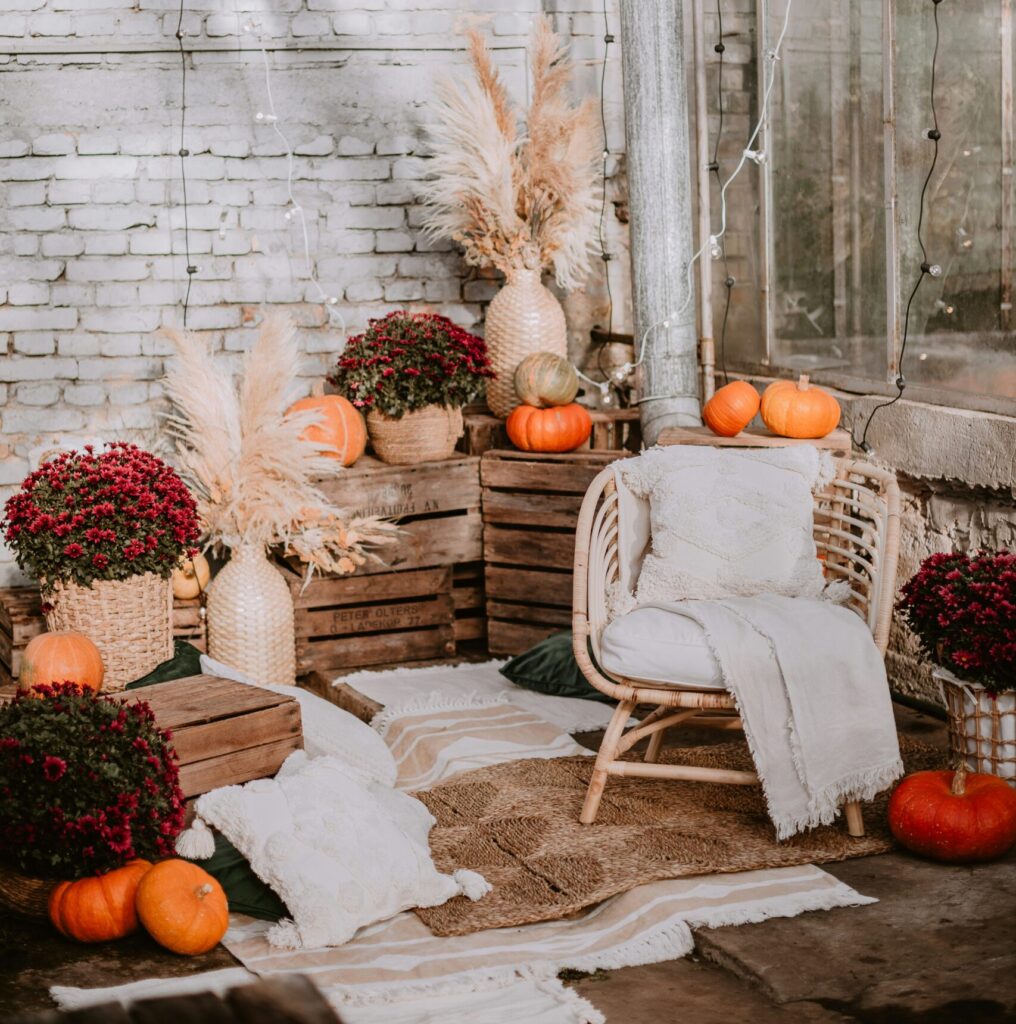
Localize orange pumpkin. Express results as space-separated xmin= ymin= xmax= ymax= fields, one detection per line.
xmin=760 ymin=374 xmax=841 ymax=439
xmin=287 ymin=395 xmax=367 ymax=467
xmin=136 ymin=859 xmax=229 ymax=955
xmin=48 ymin=859 xmax=152 ymax=943
xmin=20 ymin=631 xmax=104 ymax=695
xmin=703 ymin=380 xmax=761 ymax=437
xmin=506 ymin=403 xmax=592 ymax=453
xmin=513 ymin=352 xmax=580 ymax=408
xmin=888 ymin=767 xmax=1016 ymax=863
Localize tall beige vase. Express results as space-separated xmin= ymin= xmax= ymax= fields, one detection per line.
xmin=484 ymin=267 xmax=567 ymax=418
xmin=206 ymin=542 xmax=296 ymax=686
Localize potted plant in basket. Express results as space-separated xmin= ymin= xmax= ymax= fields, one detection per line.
xmin=2 ymin=443 xmax=201 ymax=690
xmin=419 ymin=17 xmax=600 ymax=418
xmin=898 ymin=551 xmax=1015 ymax=779
xmin=328 ymin=310 xmax=494 ymax=465
xmin=0 ymin=684 xmax=185 ymax=921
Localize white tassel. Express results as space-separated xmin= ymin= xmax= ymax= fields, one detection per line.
xmin=453 ymin=868 xmax=492 ymax=901
xmin=174 ymin=817 xmax=216 ymax=860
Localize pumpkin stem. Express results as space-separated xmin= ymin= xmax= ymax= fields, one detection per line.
xmin=195 ymin=883 xmax=215 ymax=900
xmin=950 ymin=765 xmax=968 ymax=796
xmin=797 ymin=374 xmax=811 ymax=391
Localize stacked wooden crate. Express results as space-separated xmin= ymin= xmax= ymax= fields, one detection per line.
xmin=0 ymin=586 xmax=207 ymax=686
xmin=284 ymin=454 xmax=484 ymax=677
xmin=481 ymin=449 xmax=628 ymax=656
xmin=460 ymin=406 xmax=641 ymax=456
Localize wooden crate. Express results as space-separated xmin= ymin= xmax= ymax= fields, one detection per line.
xmin=0 ymin=674 xmax=302 ymax=799
xmin=117 ymin=675 xmax=303 ymax=798
xmin=283 ymin=565 xmax=456 ymax=676
xmin=658 ymin=424 xmax=851 ymax=453
xmin=314 ymin=454 xmax=482 ymax=576
xmin=481 ymin=449 xmax=628 ymax=656
xmin=460 ymin=407 xmax=641 ymax=457
xmin=0 ymin=586 xmax=208 ymax=686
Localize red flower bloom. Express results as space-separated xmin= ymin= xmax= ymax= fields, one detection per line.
xmin=42 ymin=755 xmax=66 ymax=782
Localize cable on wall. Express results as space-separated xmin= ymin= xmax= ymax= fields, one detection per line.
xmin=856 ymin=0 xmax=944 ymax=452
xmin=710 ymin=0 xmax=734 ymax=386
xmin=175 ymin=0 xmax=195 ymax=327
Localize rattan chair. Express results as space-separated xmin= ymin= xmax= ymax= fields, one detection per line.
xmin=571 ymin=456 xmax=901 ymax=838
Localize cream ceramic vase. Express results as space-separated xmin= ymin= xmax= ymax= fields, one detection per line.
xmin=484 ymin=267 xmax=568 ymax=418
xmin=367 ymin=405 xmax=463 ymax=465
xmin=206 ymin=541 xmax=296 ymax=686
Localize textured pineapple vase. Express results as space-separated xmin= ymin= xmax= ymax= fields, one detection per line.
xmin=484 ymin=268 xmax=568 ymax=418
xmin=366 ymin=405 xmax=463 ymax=465
xmin=44 ymin=572 xmax=172 ymax=691
xmin=206 ymin=543 xmax=297 ymax=687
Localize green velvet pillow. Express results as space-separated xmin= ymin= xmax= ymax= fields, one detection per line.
xmin=187 ymin=831 xmax=288 ymax=922
xmin=126 ymin=640 xmax=204 ymax=690
xmin=499 ymin=632 xmax=610 ymax=702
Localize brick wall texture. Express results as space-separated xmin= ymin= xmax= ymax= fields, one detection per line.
xmin=0 ymin=0 xmax=635 ymax=584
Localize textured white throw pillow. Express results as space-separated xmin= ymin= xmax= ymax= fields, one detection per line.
xmin=618 ymin=445 xmax=830 ymax=604
xmin=200 ymin=654 xmax=397 ymax=788
xmin=195 ymin=750 xmax=489 ymax=950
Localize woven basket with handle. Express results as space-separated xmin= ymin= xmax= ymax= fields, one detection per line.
xmin=44 ymin=572 xmax=173 ymax=692
xmin=484 ymin=267 xmax=568 ymax=419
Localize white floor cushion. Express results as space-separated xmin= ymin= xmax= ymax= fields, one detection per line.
xmin=600 ymin=605 xmax=724 ymax=690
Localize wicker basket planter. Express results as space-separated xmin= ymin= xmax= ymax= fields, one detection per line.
xmin=937 ymin=666 xmax=1016 ymax=782
xmin=0 ymin=863 xmax=56 ymax=919
xmin=366 ymin=405 xmax=464 ymax=465
xmin=206 ymin=542 xmax=296 ymax=687
xmin=43 ymin=572 xmax=173 ymax=692
xmin=484 ymin=268 xmax=567 ymax=419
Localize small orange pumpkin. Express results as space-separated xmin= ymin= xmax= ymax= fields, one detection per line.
xmin=513 ymin=352 xmax=580 ymax=408
xmin=136 ymin=859 xmax=229 ymax=955
xmin=506 ymin=403 xmax=593 ymax=453
xmin=48 ymin=859 xmax=152 ymax=943
xmin=287 ymin=394 xmax=367 ymax=467
xmin=888 ymin=767 xmax=1016 ymax=863
xmin=760 ymin=374 xmax=841 ymax=439
xmin=20 ymin=631 xmax=104 ymax=695
xmin=703 ymin=380 xmax=761 ymax=437
xmin=171 ymin=553 xmax=211 ymax=601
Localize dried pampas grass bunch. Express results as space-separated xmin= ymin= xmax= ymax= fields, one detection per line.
xmin=420 ymin=15 xmax=601 ymax=291
xmin=162 ymin=312 xmax=397 ymax=577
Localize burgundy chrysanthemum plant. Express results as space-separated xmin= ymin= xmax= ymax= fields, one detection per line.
xmin=328 ymin=310 xmax=495 ymax=418
xmin=897 ymin=550 xmax=1016 ymax=696
xmin=0 ymin=685 xmax=186 ymax=879
xmin=2 ymin=442 xmax=200 ymax=592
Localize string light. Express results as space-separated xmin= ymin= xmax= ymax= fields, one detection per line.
xmin=711 ymin=0 xmax=735 ymax=388
xmin=174 ymin=0 xmax=195 ymax=327
xmin=626 ymin=0 xmax=795 ymax=406
xmin=857 ymin=0 xmax=944 ymax=453
xmin=241 ymin=13 xmax=345 ymax=336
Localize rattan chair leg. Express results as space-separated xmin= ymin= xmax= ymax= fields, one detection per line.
xmin=581 ymin=699 xmax=636 ymax=825
xmin=844 ymin=801 xmax=865 ymax=837
xmin=645 ymin=729 xmax=665 ymax=763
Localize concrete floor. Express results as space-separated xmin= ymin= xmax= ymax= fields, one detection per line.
xmin=2 ymin=704 xmax=1015 ymax=1023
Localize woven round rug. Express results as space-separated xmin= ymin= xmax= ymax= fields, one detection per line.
xmin=415 ymin=736 xmax=945 ymax=936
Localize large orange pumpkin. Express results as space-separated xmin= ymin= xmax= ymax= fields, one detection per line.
xmin=171 ymin=552 xmax=211 ymax=601
xmin=760 ymin=374 xmax=841 ymax=439
xmin=136 ymin=859 xmax=229 ymax=955
xmin=888 ymin=767 xmax=1016 ymax=863
xmin=513 ymin=352 xmax=580 ymax=409
xmin=703 ymin=380 xmax=761 ymax=437
xmin=20 ymin=631 xmax=104 ymax=695
xmin=506 ymin=403 xmax=592 ymax=453
xmin=48 ymin=859 xmax=152 ymax=943
xmin=287 ymin=395 xmax=367 ymax=467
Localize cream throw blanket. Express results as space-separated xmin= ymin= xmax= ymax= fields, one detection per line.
xmin=611 ymin=447 xmax=903 ymax=838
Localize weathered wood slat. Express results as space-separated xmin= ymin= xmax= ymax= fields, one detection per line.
xmin=485 ymin=600 xmax=572 ymax=628
xmin=482 ymin=489 xmax=583 ymax=529
xmin=287 ymin=567 xmax=449 ymax=608
xmin=487 ymin=619 xmax=559 ymax=656
xmin=177 ymin=734 xmax=302 ymax=798
xmin=484 ymin=524 xmax=576 ymax=571
xmin=657 ymin=425 xmax=852 ymax=451
xmin=297 ymin=626 xmax=454 ymax=674
xmin=452 ymin=616 xmax=486 ymax=642
xmin=296 ymin=593 xmax=454 ymax=639
xmin=170 ymin=701 xmax=301 ymax=765
xmin=485 ymin=566 xmax=573 ymax=606
xmin=481 ymin=453 xmax=615 ymax=495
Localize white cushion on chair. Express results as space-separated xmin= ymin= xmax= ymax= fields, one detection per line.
xmin=599 ymin=605 xmax=724 ymax=690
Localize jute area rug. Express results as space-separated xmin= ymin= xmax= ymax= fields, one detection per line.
xmin=416 ymin=736 xmax=944 ymax=936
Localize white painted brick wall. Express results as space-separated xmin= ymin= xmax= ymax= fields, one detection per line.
xmin=0 ymin=0 xmax=630 ymax=584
